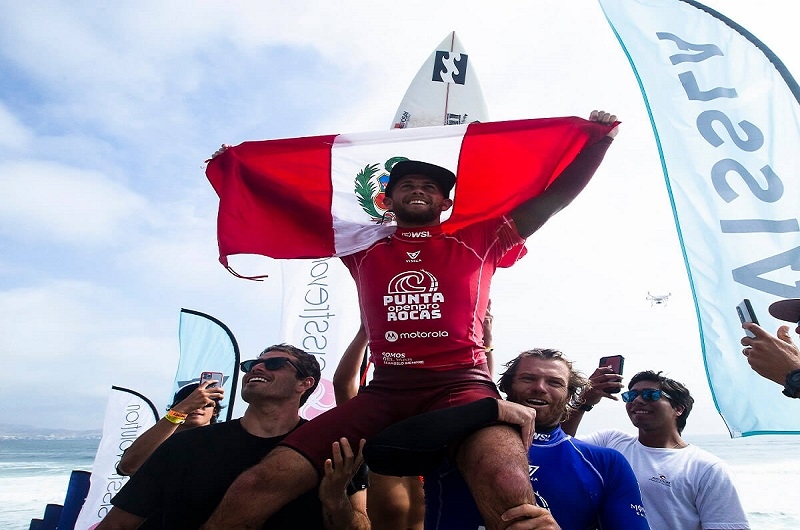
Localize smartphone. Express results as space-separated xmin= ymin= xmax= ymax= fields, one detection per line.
xmin=736 ymin=299 xmax=759 ymax=338
xmin=598 ymin=355 xmax=625 ymax=393
xmin=200 ymin=371 xmax=224 ymax=388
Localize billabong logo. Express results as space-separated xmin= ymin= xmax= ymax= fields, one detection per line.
xmin=432 ymin=51 xmax=468 ymax=84
xmin=354 ymin=157 xmax=409 ymax=223
xmin=406 ymin=250 xmax=421 ymax=263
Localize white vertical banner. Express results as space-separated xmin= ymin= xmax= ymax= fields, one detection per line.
xmin=280 ymin=258 xmax=360 ymax=419
xmin=74 ymin=386 xmax=159 ymax=529
xmin=599 ymin=0 xmax=800 ymax=435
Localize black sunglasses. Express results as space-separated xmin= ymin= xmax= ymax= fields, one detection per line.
xmin=239 ymin=357 xmax=308 ymax=378
xmin=621 ymin=388 xmax=672 ymax=403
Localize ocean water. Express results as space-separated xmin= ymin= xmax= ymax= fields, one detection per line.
xmin=1 ymin=434 xmax=799 ymax=529
xmin=0 ymin=438 xmax=98 ymax=530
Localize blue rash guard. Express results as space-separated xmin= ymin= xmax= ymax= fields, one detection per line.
xmin=423 ymin=425 xmax=649 ymax=530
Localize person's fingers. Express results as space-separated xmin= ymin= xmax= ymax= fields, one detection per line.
xmin=524 ymin=420 xmax=535 ymax=448
xmin=338 ymin=437 xmax=354 ymax=460
xmin=331 ymin=441 xmax=343 ymax=468
xmin=777 ymin=325 xmax=795 ymax=344
xmin=323 ymin=458 xmax=334 ymax=477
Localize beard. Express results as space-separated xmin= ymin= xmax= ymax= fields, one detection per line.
xmin=507 ymin=392 xmax=569 ymax=430
xmin=392 ymin=202 xmax=440 ymax=225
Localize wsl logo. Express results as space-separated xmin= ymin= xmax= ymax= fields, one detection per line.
xmin=432 ymin=51 xmax=468 ymax=85
xmin=354 ymin=156 xmax=409 ymax=223
xmin=383 ymin=270 xmax=444 ymax=321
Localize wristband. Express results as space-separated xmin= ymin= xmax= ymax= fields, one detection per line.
xmin=165 ymin=409 xmax=187 ymax=424
xmin=485 ymin=347 xmax=494 ymax=353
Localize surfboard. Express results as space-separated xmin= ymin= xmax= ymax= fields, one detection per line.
xmin=390 ymin=31 xmax=489 ymax=129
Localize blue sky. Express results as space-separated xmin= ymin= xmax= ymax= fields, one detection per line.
xmin=2 ymin=1 xmax=797 ymax=434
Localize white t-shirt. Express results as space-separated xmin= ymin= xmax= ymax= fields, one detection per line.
xmin=580 ymin=429 xmax=749 ymax=530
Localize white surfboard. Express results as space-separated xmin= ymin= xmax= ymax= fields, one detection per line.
xmin=390 ymin=31 xmax=489 ymax=129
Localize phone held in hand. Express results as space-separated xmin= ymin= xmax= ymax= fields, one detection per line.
xmin=200 ymin=371 xmax=224 ymax=388
xmin=598 ymin=355 xmax=624 ymax=394
xmin=736 ymin=299 xmax=759 ymax=338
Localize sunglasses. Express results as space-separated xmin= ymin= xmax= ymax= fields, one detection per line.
xmin=621 ymin=388 xmax=672 ymax=403
xmin=239 ymin=357 xmax=308 ymax=378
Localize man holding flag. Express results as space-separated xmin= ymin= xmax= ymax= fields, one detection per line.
xmin=204 ymin=110 xmax=618 ymax=530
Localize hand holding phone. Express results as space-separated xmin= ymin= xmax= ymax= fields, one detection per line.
xmin=598 ymin=355 xmax=624 ymax=394
xmin=736 ymin=299 xmax=759 ymax=338
xmin=200 ymin=371 xmax=224 ymax=388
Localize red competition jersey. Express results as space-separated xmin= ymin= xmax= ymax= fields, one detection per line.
xmin=341 ymin=217 xmax=524 ymax=371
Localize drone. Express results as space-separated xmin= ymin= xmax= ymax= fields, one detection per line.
xmin=646 ymin=292 xmax=672 ymax=306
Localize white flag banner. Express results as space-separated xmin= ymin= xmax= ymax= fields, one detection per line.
xmin=599 ymin=0 xmax=800 ymax=435
xmin=74 ymin=386 xmax=159 ymax=529
xmin=280 ymin=258 xmax=359 ymax=419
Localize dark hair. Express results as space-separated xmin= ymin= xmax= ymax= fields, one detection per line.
xmin=260 ymin=343 xmax=321 ymax=405
xmin=498 ymin=348 xmax=589 ymax=421
xmin=168 ymin=383 xmax=223 ymax=424
xmin=628 ymin=370 xmax=694 ymax=433
xmin=385 ymin=160 xmax=456 ymax=199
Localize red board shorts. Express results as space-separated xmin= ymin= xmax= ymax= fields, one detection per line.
xmin=280 ymin=363 xmax=499 ymax=476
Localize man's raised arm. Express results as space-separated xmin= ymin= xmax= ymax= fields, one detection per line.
xmin=511 ymin=110 xmax=618 ymax=238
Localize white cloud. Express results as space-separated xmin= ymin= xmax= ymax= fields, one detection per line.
xmin=0 ymin=281 xmax=176 ymax=430
xmin=0 ymin=103 xmax=33 ymax=151
xmin=0 ymin=160 xmax=153 ymax=245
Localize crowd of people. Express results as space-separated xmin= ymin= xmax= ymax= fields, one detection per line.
xmin=95 ymin=109 xmax=800 ymax=529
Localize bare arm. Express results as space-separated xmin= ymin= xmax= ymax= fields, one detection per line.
xmin=117 ymin=381 xmax=224 ymax=476
xmin=319 ymin=438 xmax=370 ymax=529
xmin=511 ymin=110 xmax=618 ymax=238
xmin=333 ymin=323 xmax=368 ymax=405
xmin=560 ymin=366 xmax=622 ymax=437
xmin=95 ymin=507 xmax=146 ymax=530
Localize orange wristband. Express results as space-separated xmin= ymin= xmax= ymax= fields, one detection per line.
xmin=165 ymin=409 xmax=187 ymax=424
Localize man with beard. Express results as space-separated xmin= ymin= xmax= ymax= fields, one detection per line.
xmin=363 ymin=349 xmax=649 ymax=530
xmin=203 ymin=111 xmax=618 ymax=530
xmin=97 ymin=344 xmax=369 ymax=530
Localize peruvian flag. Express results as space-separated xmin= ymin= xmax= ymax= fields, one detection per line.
xmin=207 ymin=117 xmax=613 ymax=271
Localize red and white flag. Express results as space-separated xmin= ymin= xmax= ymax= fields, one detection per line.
xmin=207 ymin=117 xmax=613 ymax=271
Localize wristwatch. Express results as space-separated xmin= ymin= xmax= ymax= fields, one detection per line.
xmin=783 ymin=369 xmax=800 ymax=398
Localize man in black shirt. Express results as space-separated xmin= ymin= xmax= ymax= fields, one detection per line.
xmin=97 ymin=344 xmax=369 ymax=530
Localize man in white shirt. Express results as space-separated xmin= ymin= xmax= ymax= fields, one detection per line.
xmin=563 ymin=369 xmax=749 ymax=530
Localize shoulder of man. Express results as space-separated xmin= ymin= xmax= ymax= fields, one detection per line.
xmin=576 ymin=428 xmax=632 ymax=447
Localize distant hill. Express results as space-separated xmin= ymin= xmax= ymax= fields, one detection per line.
xmin=0 ymin=423 xmax=101 ymax=440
